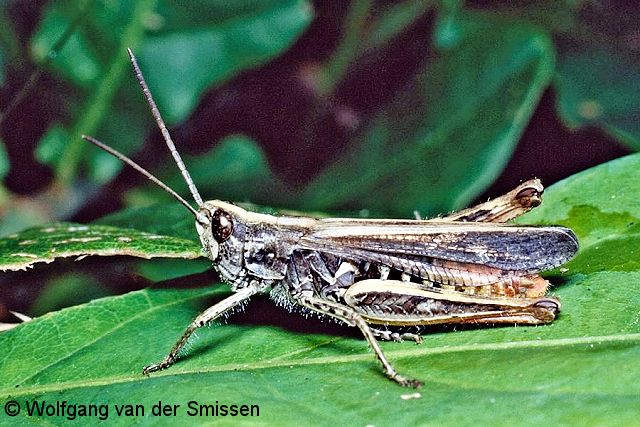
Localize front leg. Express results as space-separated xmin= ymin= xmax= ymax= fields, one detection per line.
xmin=296 ymin=294 xmax=423 ymax=388
xmin=143 ymin=285 xmax=258 ymax=374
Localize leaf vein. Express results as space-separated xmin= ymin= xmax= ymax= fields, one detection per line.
xmin=5 ymin=332 xmax=639 ymax=398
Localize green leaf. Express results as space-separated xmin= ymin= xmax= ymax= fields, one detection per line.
xmin=95 ymin=204 xmax=196 ymax=240
xmin=30 ymin=272 xmax=109 ymax=316
xmin=0 ymin=139 xmax=8 ymax=180
xmin=555 ymin=47 xmax=640 ymax=150
xmin=34 ymin=124 xmax=69 ymax=165
xmin=367 ymin=0 xmax=433 ymax=48
xmin=1 ymin=276 xmax=639 ymax=424
xmin=0 ymin=222 xmax=203 ymax=271
xmin=30 ymin=1 xmax=101 ymax=87
xmin=30 ymin=0 xmax=313 ymax=184
xmin=2 ymin=153 xmax=640 ymax=424
xmin=34 ymin=0 xmax=156 ymax=184
xmin=302 ymin=14 xmax=554 ymax=217
xmin=127 ymin=135 xmax=292 ymax=208
xmin=520 ymin=152 xmax=640 ymax=274
xmin=134 ymin=257 xmax=212 ymax=283
xmin=482 ymin=1 xmax=640 ymax=149
xmin=137 ymin=0 xmax=313 ymax=124
xmin=552 ymin=3 xmax=640 ymax=149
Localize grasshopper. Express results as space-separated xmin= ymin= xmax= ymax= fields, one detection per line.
xmin=82 ymin=49 xmax=578 ymax=387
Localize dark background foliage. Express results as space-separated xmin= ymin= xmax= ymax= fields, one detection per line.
xmin=0 ymin=1 xmax=636 ymax=222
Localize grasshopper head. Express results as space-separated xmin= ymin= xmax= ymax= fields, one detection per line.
xmin=196 ymin=200 xmax=249 ymax=261
xmin=196 ymin=200 xmax=291 ymax=286
xmin=195 ymin=200 xmax=256 ymax=289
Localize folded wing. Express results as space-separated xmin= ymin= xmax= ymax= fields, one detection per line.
xmin=299 ymin=221 xmax=578 ymax=273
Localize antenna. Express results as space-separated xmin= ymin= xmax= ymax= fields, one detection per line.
xmin=126 ymin=48 xmax=204 ymax=207
xmin=82 ymin=135 xmax=206 ymax=222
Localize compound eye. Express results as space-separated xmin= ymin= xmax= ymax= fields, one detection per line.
xmin=211 ymin=209 xmax=234 ymax=242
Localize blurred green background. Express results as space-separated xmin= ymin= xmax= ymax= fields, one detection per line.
xmin=1 ymin=1 xmax=637 ymax=229
xmin=0 ymin=1 xmax=639 ymax=424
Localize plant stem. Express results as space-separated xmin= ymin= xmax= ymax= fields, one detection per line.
xmin=0 ymin=0 xmax=95 ymax=127
xmin=56 ymin=0 xmax=156 ymax=185
xmin=318 ymin=0 xmax=372 ymax=96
